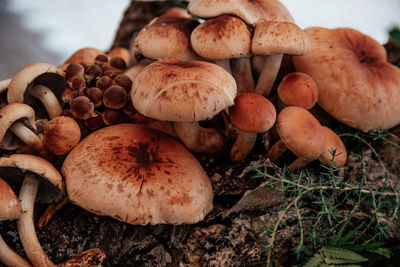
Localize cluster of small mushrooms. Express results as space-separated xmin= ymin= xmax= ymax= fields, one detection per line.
xmin=1 ymin=0 xmax=400 ymax=266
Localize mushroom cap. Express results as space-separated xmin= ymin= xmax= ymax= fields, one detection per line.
xmin=229 ymin=93 xmax=276 ymax=132
xmin=293 ymin=27 xmax=400 ymax=132
xmin=7 ymin=62 xmax=66 ymax=117
xmin=132 ymin=8 xmax=201 ymax=62
xmin=277 ymin=106 xmax=325 ymax=160
xmin=0 ymin=103 xmax=37 ymax=150
xmin=62 ymin=123 xmax=214 ymax=225
xmin=318 ymin=126 xmax=347 ymax=168
xmin=131 ymin=59 xmax=237 ymax=122
xmin=277 ymin=72 xmax=318 ymax=109
xmin=0 ymin=178 xmax=21 ymax=221
xmin=0 ymin=154 xmax=65 ymax=204
xmin=191 ymin=15 xmax=252 ymax=60
xmin=188 ymin=0 xmax=294 ymax=26
xmin=43 ymin=116 xmax=81 ymax=156
xmin=59 ymin=47 xmax=103 ymax=71
xmin=252 ymin=21 xmax=310 ymax=56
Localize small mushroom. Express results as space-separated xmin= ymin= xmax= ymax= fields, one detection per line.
xmin=276 ymin=72 xmax=318 ymax=110
xmin=266 ymin=106 xmax=325 ymax=169
xmin=0 ymin=154 xmax=65 ymax=266
xmin=70 ymin=96 xmax=95 ymax=120
xmin=85 ymin=87 xmax=103 ymax=107
xmin=58 ymin=47 xmax=103 ymax=71
xmin=43 ymin=116 xmax=81 ymax=156
xmin=7 ymin=63 xmax=67 ymax=119
xmin=108 ymin=47 xmax=134 ymax=69
xmin=84 ymin=111 xmax=105 ymax=130
xmin=62 ymin=123 xmax=214 ymax=225
xmin=103 ymin=85 xmax=127 ymax=109
xmin=229 ymin=93 xmax=276 ymax=161
xmin=0 ymin=103 xmax=49 ymax=158
xmin=0 ymin=178 xmax=31 ymax=267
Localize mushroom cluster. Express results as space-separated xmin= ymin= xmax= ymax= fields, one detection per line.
xmin=1 ymin=0 xmax=400 ymax=265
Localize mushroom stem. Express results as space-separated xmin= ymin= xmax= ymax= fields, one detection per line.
xmin=56 ymin=248 xmax=106 ymax=267
xmin=0 ymin=234 xmax=32 ymax=267
xmin=0 ymin=78 xmax=11 ymax=94
xmin=265 ymin=139 xmax=287 ymax=162
xmin=17 ymin=173 xmax=56 ymax=267
xmin=230 ymin=130 xmax=257 ymax=162
xmin=9 ymin=122 xmax=49 ymax=159
xmin=254 ymin=54 xmax=283 ymax=97
xmin=174 ymin=122 xmax=223 ymax=153
xmin=230 ymin=58 xmax=254 ymax=95
xmin=37 ymin=196 xmax=69 ymax=229
xmin=214 ymin=59 xmax=232 ymax=74
xmin=28 ymin=84 xmax=62 ymax=119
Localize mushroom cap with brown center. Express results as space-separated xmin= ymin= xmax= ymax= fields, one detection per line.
xmin=191 ymin=15 xmax=252 ymax=60
xmin=188 ymin=0 xmax=294 ymax=26
xmin=62 ymin=123 xmax=214 ymax=225
xmin=293 ymin=27 xmax=400 ymax=131
xmin=229 ymin=93 xmax=276 ymax=132
xmin=0 ymin=154 xmax=65 ymax=204
xmin=0 ymin=178 xmax=21 ymax=221
xmin=131 ymin=59 xmax=237 ymax=122
xmin=277 ymin=106 xmax=325 ymax=160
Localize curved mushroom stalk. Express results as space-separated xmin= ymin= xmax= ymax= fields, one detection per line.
xmin=18 ymin=173 xmax=56 ymax=267
xmin=0 ymin=78 xmax=11 ymax=94
xmin=0 ymin=234 xmax=31 ymax=267
xmin=230 ymin=58 xmax=254 ymax=95
xmin=9 ymin=122 xmax=49 ymax=159
xmin=230 ymin=130 xmax=257 ymax=162
xmin=174 ymin=122 xmax=224 ymax=153
xmin=28 ymin=85 xmax=62 ymax=119
xmin=37 ymin=196 xmax=69 ymax=229
xmin=254 ymin=54 xmax=283 ymax=96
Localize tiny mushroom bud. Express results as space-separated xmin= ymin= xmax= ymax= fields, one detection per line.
xmin=114 ymin=74 xmax=132 ymax=92
xmin=86 ymin=87 xmax=103 ymax=107
xmin=103 ymin=85 xmax=127 ymax=109
xmin=94 ymin=53 xmax=109 ymax=65
xmin=229 ymin=93 xmax=276 ymax=161
xmin=0 ymin=178 xmax=31 ymax=267
xmin=84 ymin=111 xmax=105 ymax=130
xmin=109 ymin=56 xmax=127 ymax=72
xmin=102 ymin=108 xmax=122 ymax=125
xmin=85 ymin=64 xmax=103 ymax=82
xmin=43 ymin=116 xmax=81 ymax=156
xmin=65 ymin=63 xmax=85 ymax=82
xmin=96 ymin=76 xmax=113 ymax=90
xmin=70 ymin=95 xmax=95 ymax=120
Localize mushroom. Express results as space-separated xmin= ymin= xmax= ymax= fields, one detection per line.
xmin=0 ymin=178 xmax=31 ymax=267
xmin=62 ymin=123 xmax=214 ymax=225
xmin=58 ymin=47 xmax=103 ymax=71
xmin=318 ymin=126 xmax=347 ymax=168
xmin=293 ymin=27 xmax=400 ymax=131
xmin=7 ymin=63 xmax=67 ymax=119
xmin=43 ymin=116 xmax=81 ymax=156
xmin=266 ymin=106 xmax=325 ymax=169
xmin=0 ymin=154 xmax=65 ymax=266
xmin=188 ymin=0 xmax=306 ymax=96
xmin=108 ymin=47 xmax=133 ymax=71
xmin=103 ymin=85 xmax=127 ymax=109
xmin=131 ymin=59 xmax=237 ymax=153
xmin=132 ymin=7 xmax=201 ymax=62
xmin=0 ymin=154 xmax=105 ymax=266
xmin=228 ymin=93 xmax=276 ymax=161
xmin=251 ymin=21 xmax=310 ymax=96
xmin=69 ymin=96 xmax=94 ymax=120
xmin=0 ymin=103 xmax=49 ymax=158
xmin=276 ymin=72 xmax=318 ymax=110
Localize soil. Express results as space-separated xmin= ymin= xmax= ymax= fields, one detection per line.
xmin=2 ymin=1 xmax=400 ymax=266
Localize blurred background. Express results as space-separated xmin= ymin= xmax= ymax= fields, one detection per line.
xmin=1 ymin=0 xmax=400 ymax=79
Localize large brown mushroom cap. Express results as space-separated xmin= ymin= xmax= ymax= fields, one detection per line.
xmin=188 ymin=0 xmax=294 ymax=26
xmin=131 ymin=59 xmax=237 ymax=122
xmin=277 ymin=106 xmax=325 ymax=161
xmin=62 ymin=123 xmax=214 ymax=225
xmin=293 ymin=27 xmax=400 ymax=131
